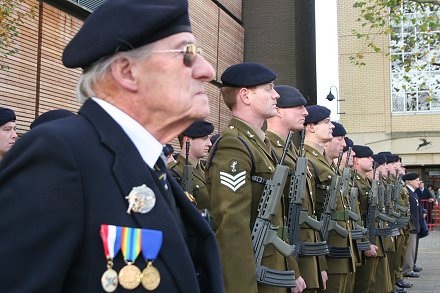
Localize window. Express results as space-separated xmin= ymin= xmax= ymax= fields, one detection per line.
xmin=390 ymin=3 xmax=440 ymax=113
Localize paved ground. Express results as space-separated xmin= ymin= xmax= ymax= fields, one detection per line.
xmin=406 ymin=227 xmax=440 ymax=293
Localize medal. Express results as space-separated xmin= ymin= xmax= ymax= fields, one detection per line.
xmin=142 ymin=262 xmax=161 ymax=290
xmin=126 ymin=184 xmax=156 ymax=214
xmin=119 ymin=227 xmax=142 ymax=290
xmin=140 ymin=229 xmax=163 ymax=291
xmin=100 ymin=225 xmax=122 ymax=292
xmin=119 ymin=263 xmax=142 ymax=290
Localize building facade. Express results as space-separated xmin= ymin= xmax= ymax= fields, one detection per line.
xmin=338 ymin=0 xmax=440 ymax=188
xmin=1 ymin=0 xmax=316 ymax=151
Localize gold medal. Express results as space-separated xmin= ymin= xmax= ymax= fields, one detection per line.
xmin=118 ymin=263 xmax=142 ymax=290
xmin=141 ymin=262 xmax=161 ymax=291
xmin=101 ymin=268 xmax=118 ymax=292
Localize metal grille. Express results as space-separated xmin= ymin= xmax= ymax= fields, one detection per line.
xmin=67 ymin=0 xmax=108 ymax=12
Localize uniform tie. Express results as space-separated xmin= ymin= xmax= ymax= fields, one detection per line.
xmin=154 ymin=154 xmax=169 ymax=191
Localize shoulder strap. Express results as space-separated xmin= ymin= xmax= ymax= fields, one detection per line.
xmin=206 ymin=135 xmax=256 ymax=174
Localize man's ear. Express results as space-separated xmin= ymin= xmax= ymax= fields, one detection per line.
xmin=110 ymin=57 xmax=138 ymax=92
xmin=306 ymin=123 xmax=315 ymax=133
xmin=238 ymin=87 xmax=251 ymax=106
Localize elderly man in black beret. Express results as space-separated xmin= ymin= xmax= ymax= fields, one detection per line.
xmin=168 ymin=119 xmax=214 ymax=211
xmin=0 ymin=107 xmax=17 ymax=161
xmin=402 ymin=173 xmax=423 ymax=280
xmin=207 ymin=63 xmax=300 ymax=293
xmin=0 ymin=0 xmax=223 ymax=292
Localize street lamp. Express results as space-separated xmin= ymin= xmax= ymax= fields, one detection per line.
xmin=326 ymin=85 xmax=345 ymax=115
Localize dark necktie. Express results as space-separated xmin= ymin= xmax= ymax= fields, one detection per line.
xmin=153 ymin=154 xmax=187 ymax=237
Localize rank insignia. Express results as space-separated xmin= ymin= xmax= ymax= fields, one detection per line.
xmin=246 ymin=131 xmax=255 ymax=138
xmin=229 ymin=160 xmax=239 ymax=173
xmin=220 ymin=171 xmax=246 ymax=192
xmin=276 ymin=140 xmax=282 ymax=147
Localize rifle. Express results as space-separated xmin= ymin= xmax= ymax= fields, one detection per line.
xmin=183 ymin=140 xmax=193 ymax=194
xmin=367 ymin=165 xmax=399 ymax=246
xmin=385 ymin=172 xmax=401 ymax=219
xmin=319 ymin=152 xmax=349 ymax=243
xmin=349 ymin=171 xmax=370 ymax=251
xmin=340 ymin=148 xmax=360 ymax=223
xmin=287 ymin=130 xmax=328 ymax=260
xmin=390 ymin=175 xmax=410 ymax=228
xmin=252 ymin=132 xmax=296 ymax=288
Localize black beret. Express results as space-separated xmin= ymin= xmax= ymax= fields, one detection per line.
xmin=163 ymin=144 xmax=174 ymax=156
xmin=30 ymin=109 xmax=75 ymax=129
xmin=221 ymin=62 xmax=277 ymax=87
xmin=63 ymin=0 xmax=192 ymax=69
xmin=304 ymin=105 xmax=331 ymax=125
xmin=372 ymin=154 xmax=387 ymax=165
xmin=331 ymin=121 xmax=346 ymax=137
xmin=387 ymin=154 xmax=400 ymax=163
xmin=274 ymin=85 xmax=307 ymax=108
xmin=343 ymin=136 xmax=354 ymax=152
xmin=402 ymin=173 xmax=419 ymax=181
xmin=353 ymin=145 xmax=373 ymax=158
xmin=0 ymin=107 xmax=16 ymax=126
xmin=182 ymin=120 xmax=214 ymax=138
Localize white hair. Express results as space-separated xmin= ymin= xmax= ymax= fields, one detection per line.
xmin=76 ymin=43 xmax=153 ymax=103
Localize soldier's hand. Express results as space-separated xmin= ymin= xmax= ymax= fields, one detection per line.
xmin=364 ymin=244 xmax=378 ymax=257
xmin=292 ymin=276 xmax=306 ymax=293
xmin=321 ymin=270 xmax=328 ymax=290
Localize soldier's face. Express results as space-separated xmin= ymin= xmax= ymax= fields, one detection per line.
xmin=190 ymin=136 xmax=212 ymax=159
xmin=314 ymin=118 xmax=334 ymax=142
xmin=325 ymin=136 xmax=344 ymax=160
xmin=358 ymin=157 xmax=373 ymax=172
xmin=248 ymin=82 xmax=279 ymax=119
xmin=0 ymin=121 xmax=17 ymax=158
xmin=282 ymin=105 xmax=308 ymax=131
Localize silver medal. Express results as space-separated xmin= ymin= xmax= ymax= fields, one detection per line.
xmin=126 ymin=184 xmax=156 ymax=214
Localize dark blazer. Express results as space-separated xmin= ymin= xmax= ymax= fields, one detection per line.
xmin=0 ymin=99 xmax=223 ymax=293
xmin=406 ymin=186 xmax=422 ymax=234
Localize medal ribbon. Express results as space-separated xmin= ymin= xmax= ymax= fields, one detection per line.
xmin=141 ymin=229 xmax=163 ymax=261
xmin=121 ymin=227 xmax=142 ymax=263
xmin=100 ymin=224 xmax=122 ymax=259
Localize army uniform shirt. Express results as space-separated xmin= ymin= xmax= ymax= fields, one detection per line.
xmin=206 ymin=118 xmax=293 ymax=293
xmin=168 ymin=155 xmax=210 ymax=210
xmin=267 ymin=131 xmax=326 ymax=289
xmin=303 ymin=143 xmax=355 ymax=276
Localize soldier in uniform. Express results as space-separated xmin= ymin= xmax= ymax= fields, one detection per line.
xmin=394 ymin=159 xmax=413 ymax=293
xmin=0 ymin=0 xmax=223 ymax=292
xmin=266 ymin=85 xmax=324 ymax=293
xmin=168 ymin=119 xmax=214 ymax=210
xmin=206 ymin=63 xmax=297 ymax=293
xmin=370 ymin=154 xmax=394 ymax=293
xmin=351 ymin=145 xmax=379 ymax=293
xmin=0 ymin=107 xmax=17 ymax=161
xmin=303 ymin=106 xmax=354 ymax=293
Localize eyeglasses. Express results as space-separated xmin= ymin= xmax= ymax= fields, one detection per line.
xmin=151 ymin=44 xmax=202 ymax=67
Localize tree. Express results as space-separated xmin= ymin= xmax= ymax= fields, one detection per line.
xmin=352 ymin=0 xmax=440 ymax=111
xmin=0 ymin=0 xmax=35 ymax=70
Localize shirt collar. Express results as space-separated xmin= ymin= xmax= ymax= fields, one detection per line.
xmin=92 ymin=98 xmax=163 ymax=169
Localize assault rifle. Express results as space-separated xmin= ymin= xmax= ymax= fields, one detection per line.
xmin=378 ymin=174 xmax=400 ymax=237
xmin=287 ymin=130 xmax=328 ymax=260
xmin=252 ymin=132 xmax=296 ymax=288
xmin=183 ymin=140 xmax=193 ymax=194
xmin=319 ymin=152 xmax=349 ymax=243
xmin=391 ymin=175 xmax=410 ymax=228
xmin=367 ymin=166 xmax=399 ymax=246
xmin=349 ymin=172 xmax=370 ymax=251
xmin=340 ymin=148 xmax=360 ymax=223
xmin=385 ymin=173 xmax=401 ymax=219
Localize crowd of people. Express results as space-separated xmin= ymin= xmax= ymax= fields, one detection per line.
xmin=0 ymin=0 xmax=434 ymax=293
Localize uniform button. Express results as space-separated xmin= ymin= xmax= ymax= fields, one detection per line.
xmin=269 ymin=166 xmax=272 ymax=171
xmin=328 ymin=175 xmax=332 ymax=179
xmin=229 ymin=126 xmax=234 ymax=129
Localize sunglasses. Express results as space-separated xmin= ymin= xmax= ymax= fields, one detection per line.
xmin=152 ymin=44 xmax=202 ymax=67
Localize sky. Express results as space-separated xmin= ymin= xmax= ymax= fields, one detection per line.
xmin=315 ymin=0 xmax=340 ymax=121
